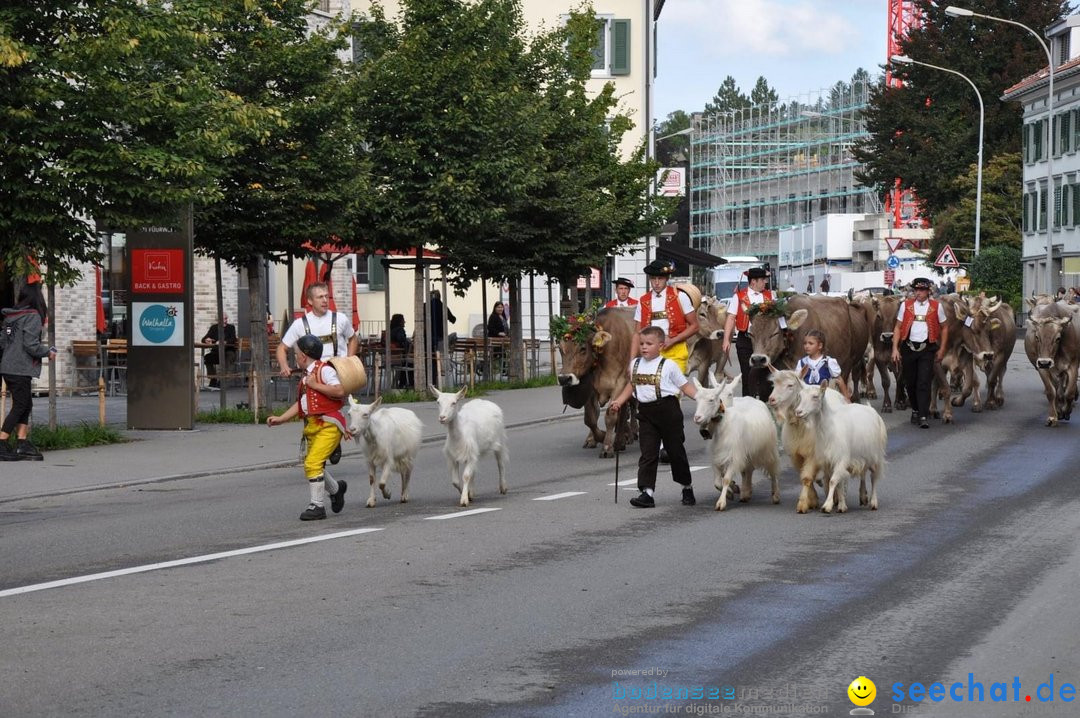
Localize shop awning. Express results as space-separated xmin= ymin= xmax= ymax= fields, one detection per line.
xmin=656 ymin=240 xmax=727 ymax=268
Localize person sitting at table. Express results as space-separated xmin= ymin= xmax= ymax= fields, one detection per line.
xmin=487 ymin=301 xmax=509 ymax=338
xmin=201 ymin=314 xmax=237 ymax=389
xmin=389 ymin=313 xmax=414 ymax=389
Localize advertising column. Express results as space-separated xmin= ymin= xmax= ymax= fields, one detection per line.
xmin=126 ymin=210 xmax=195 ymax=429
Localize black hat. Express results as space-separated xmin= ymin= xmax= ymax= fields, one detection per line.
xmin=746 ymin=267 xmax=769 ymax=280
xmin=643 ymin=259 xmax=675 ymax=276
xmin=911 ymin=277 xmax=932 ymax=290
xmin=612 ymin=277 xmax=635 ymax=289
xmin=296 ymin=334 xmax=323 ymax=361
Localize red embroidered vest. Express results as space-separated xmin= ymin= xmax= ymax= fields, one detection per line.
xmin=638 ymin=287 xmax=687 ymax=337
xmin=899 ymin=298 xmax=942 ymax=343
xmin=605 ymin=297 xmax=639 ymax=308
xmin=299 ymin=361 xmax=345 ymax=417
xmin=735 ymin=289 xmax=774 ymax=332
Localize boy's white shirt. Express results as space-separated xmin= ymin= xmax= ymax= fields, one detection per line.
xmin=628 ymin=354 xmax=688 ymax=402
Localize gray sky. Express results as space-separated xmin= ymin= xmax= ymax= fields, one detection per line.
xmin=655 ymin=0 xmax=887 ymax=121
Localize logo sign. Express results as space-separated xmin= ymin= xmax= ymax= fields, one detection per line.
xmin=132 ymin=249 xmax=184 ymax=294
xmin=133 ymin=302 xmax=184 ymax=346
xmin=886 ymin=255 xmax=900 ymax=269
xmin=657 ymin=167 xmax=685 ymax=197
xmin=575 ymin=268 xmax=602 ymax=290
xmin=934 ymin=244 xmax=960 ymax=268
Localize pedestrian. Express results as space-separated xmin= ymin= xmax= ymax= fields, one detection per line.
xmin=605 ymin=277 xmax=639 ymax=308
xmin=796 ymin=329 xmax=852 ymax=403
xmin=610 ymin=326 xmax=699 ymax=508
xmin=0 ymin=281 xmax=56 ymax=461
xmin=1056 ymin=286 xmax=1068 ymax=302
xmin=200 ymin=313 xmax=237 ymax=389
xmin=806 ymin=276 xmax=815 ymax=294
xmin=632 ymin=259 xmax=699 ymax=373
xmin=819 ymin=276 xmax=830 ymax=293
xmin=721 ymin=266 xmax=775 ymax=400
xmin=389 ymin=313 xmax=414 ymax=388
xmin=486 ymin=301 xmax=509 ymax=337
xmin=277 ymin=282 xmax=356 ymax=464
xmin=890 ymin=277 xmax=948 ymax=429
xmin=266 ymin=334 xmax=349 ymax=520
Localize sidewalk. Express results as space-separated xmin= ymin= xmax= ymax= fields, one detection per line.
xmin=1 ymin=386 xmax=582 ymax=504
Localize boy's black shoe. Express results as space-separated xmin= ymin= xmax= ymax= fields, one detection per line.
xmin=16 ymin=440 xmax=43 ymax=461
xmin=330 ymin=480 xmax=347 ymax=513
xmin=630 ymin=492 xmax=655 ymax=508
xmin=299 ymin=504 xmax=327 ymax=521
xmin=329 ymin=444 xmax=342 ymax=465
xmin=910 ymin=411 xmax=919 ymax=425
xmin=681 ymin=487 xmax=696 ymax=506
xmin=659 ymin=449 xmax=670 ymax=464
xmin=919 ymin=416 xmax=930 ymax=429
xmin=0 ymin=441 xmax=17 ymax=462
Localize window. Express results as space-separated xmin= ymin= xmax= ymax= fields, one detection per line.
xmin=1055 ymin=181 xmax=1066 ymax=227
xmin=588 ymin=16 xmax=630 ymax=77
xmin=354 ymin=253 xmax=369 ymax=289
xmin=1059 ymin=34 xmax=1071 ymax=66
xmin=355 ymin=255 xmax=386 ymax=291
xmin=1039 ymin=183 xmax=1048 ymax=230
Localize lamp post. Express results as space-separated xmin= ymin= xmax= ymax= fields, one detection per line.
xmin=891 ymin=54 xmax=985 ymax=257
xmin=946 ymin=5 xmax=1054 ymax=288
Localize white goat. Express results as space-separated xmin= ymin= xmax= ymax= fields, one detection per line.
xmin=345 ymin=396 xmax=424 ymax=508
xmin=793 ymin=384 xmax=886 ymax=513
xmin=430 ymin=385 xmax=509 ymax=507
xmin=691 ymin=374 xmax=781 ymax=511
xmin=768 ymin=370 xmax=847 ymax=514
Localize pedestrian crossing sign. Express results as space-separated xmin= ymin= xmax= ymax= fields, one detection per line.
xmin=934 ymin=244 xmax=960 ymax=268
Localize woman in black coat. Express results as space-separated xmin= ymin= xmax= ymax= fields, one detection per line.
xmin=486 ymin=301 xmax=509 ymax=338
xmin=1 ymin=282 xmax=55 ymax=461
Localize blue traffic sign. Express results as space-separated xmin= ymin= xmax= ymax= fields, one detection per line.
xmin=886 ymin=255 xmax=900 ymax=269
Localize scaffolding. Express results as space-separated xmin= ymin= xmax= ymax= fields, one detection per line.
xmin=689 ymin=77 xmax=881 ymax=261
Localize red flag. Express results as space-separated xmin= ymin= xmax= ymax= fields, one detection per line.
xmin=95 ymin=266 xmax=107 ymax=334
xmin=350 ymin=275 xmax=360 ymax=331
xmin=299 ymin=259 xmax=318 ymax=310
xmin=27 ymin=255 xmax=42 ymax=285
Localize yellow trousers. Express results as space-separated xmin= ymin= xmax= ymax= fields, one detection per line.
xmin=303 ymin=417 xmax=342 ymax=480
xmin=660 ymin=340 xmax=689 ymax=374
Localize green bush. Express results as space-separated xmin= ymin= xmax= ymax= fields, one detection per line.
xmin=29 ymin=423 xmax=125 ymax=450
xmin=970 ymin=245 xmax=1022 ymax=309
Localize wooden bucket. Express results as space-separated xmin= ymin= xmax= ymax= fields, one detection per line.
xmin=327 ymin=355 xmax=368 ymax=394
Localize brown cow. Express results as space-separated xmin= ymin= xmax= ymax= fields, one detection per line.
xmin=686 ymin=296 xmax=731 ymax=387
xmin=967 ymin=295 xmax=1016 ymax=410
xmin=927 ymin=295 xmax=996 ymax=423
xmin=1024 ymin=298 xmax=1080 ymax=426
xmin=861 ymin=294 xmax=906 ymax=412
xmin=746 ymin=295 xmax=870 ymax=400
xmin=557 ymin=307 xmax=637 ymax=457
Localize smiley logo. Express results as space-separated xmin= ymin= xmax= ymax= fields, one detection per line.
xmin=847 ymin=676 xmax=876 ymax=707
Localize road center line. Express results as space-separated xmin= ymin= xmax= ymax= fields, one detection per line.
xmin=533 ymin=491 xmax=587 ymax=501
xmin=424 ymin=507 xmax=502 ymax=520
xmin=0 ymin=527 xmax=385 ymax=599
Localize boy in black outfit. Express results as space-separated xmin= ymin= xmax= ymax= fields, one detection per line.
xmin=610 ymin=326 xmax=699 ymax=507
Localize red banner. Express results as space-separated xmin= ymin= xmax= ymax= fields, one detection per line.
xmin=132 ymin=249 xmax=184 ymax=294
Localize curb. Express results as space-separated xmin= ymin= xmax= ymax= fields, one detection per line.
xmin=0 ymin=410 xmax=584 ymax=505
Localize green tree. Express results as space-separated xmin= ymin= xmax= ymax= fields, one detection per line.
xmin=194 ymin=0 xmax=367 ymax=396
xmin=970 ymin=244 xmax=1023 ymax=308
xmin=655 ymin=109 xmax=691 ymax=165
xmin=704 ymin=75 xmax=750 ymax=115
xmin=750 ymin=76 xmax=778 ymax=111
xmin=0 ymin=0 xmax=269 ymax=284
xmin=854 ymin=0 xmax=1066 ymax=219
xmin=929 ymin=151 xmax=1022 ymax=268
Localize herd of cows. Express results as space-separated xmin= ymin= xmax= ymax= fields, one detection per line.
xmin=551 ymin=291 xmax=1080 ymax=511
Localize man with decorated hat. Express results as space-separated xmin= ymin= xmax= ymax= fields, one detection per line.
xmin=890 ymin=277 xmax=948 ymax=428
xmin=721 ymin=266 xmax=775 ymax=399
xmin=605 ymin=277 xmax=638 ymax=309
xmin=633 ymin=259 xmax=699 ymax=373
xmin=267 ymin=334 xmax=349 ymax=520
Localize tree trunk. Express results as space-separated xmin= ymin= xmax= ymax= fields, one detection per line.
xmin=412 ymin=246 xmax=428 ymax=390
xmin=246 ymin=257 xmax=270 ymax=414
xmin=508 ymin=276 xmax=523 ymax=382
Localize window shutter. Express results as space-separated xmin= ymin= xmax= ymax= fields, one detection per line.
xmin=1063 ymin=112 xmax=1072 ymax=154
xmin=611 ymin=19 xmax=630 ymax=75
xmin=1073 ymin=182 xmax=1080 ymax=226
xmin=368 ymin=256 xmax=386 ymax=290
xmin=1023 ymin=123 xmax=1030 ymax=163
xmin=1023 ymin=193 xmax=1030 ymax=232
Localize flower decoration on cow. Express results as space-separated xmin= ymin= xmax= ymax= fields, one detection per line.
xmin=747 ymin=297 xmax=790 ymax=320
xmin=550 ymin=300 xmax=604 ymax=346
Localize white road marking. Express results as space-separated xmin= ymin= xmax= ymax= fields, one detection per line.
xmin=533 ymin=491 xmax=587 ymax=501
xmin=608 ymin=466 xmax=708 ymax=486
xmin=0 ymin=527 xmax=384 ymax=599
xmin=424 ymin=507 xmax=502 ymax=520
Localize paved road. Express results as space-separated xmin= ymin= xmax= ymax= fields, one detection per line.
xmin=2 ymin=348 xmax=1079 ymax=717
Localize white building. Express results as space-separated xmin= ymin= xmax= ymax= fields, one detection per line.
xmin=1002 ymin=14 xmax=1080 ymax=295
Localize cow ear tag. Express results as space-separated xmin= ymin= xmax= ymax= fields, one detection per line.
xmin=964 ymin=316 xmax=973 ymax=328
xmin=778 ymin=316 xmax=788 ymax=329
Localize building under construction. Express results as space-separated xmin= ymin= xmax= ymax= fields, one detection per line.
xmin=689 ymin=76 xmax=882 ymax=261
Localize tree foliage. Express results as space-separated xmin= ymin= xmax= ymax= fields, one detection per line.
xmin=655 ymin=110 xmax=691 ymax=166
xmin=929 ymin=151 xmax=1022 ymax=266
xmin=704 ymin=75 xmax=750 ymax=116
xmin=970 ymin=243 xmax=1023 ymax=307
xmin=854 ymin=0 xmax=1067 ymax=220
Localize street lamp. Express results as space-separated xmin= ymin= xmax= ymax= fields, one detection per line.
xmin=946 ymin=5 xmax=1054 ymax=288
xmin=891 ymin=54 xmax=985 ymax=257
